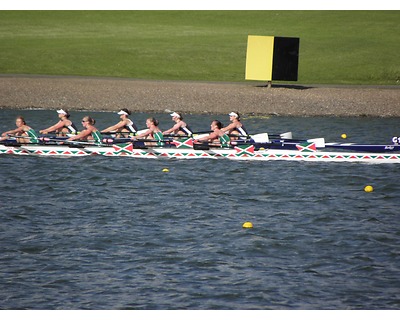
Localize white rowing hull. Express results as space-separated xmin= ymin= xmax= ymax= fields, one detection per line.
xmin=1 ymin=144 xmax=400 ymax=163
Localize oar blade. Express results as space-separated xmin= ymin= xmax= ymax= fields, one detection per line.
xmin=280 ymin=132 xmax=293 ymax=139
xmin=307 ymin=138 xmax=325 ymax=148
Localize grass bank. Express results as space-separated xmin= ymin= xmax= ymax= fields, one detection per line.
xmin=0 ymin=11 xmax=399 ymax=85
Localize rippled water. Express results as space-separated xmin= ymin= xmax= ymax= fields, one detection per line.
xmin=0 ymin=110 xmax=399 ymax=309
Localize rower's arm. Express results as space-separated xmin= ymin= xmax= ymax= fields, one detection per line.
xmin=163 ymin=128 xmax=174 ymax=134
xmin=40 ymin=121 xmax=64 ymax=134
xmin=1 ymin=127 xmax=23 ymax=136
xmin=133 ymin=128 xmax=152 ymax=139
xmin=197 ymin=131 xmax=218 ymax=142
xmin=67 ymin=129 xmax=90 ymax=141
xmin=101 ymin=121 xmax=125 ymax=133
xmin=163 ymin=123 xmax=180 ymax=134
xmin=221 ymin=123 xmax=236 ymax=133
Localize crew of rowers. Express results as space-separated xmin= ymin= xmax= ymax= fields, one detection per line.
xmin=0 ymin=109 xmax=249 ymax=147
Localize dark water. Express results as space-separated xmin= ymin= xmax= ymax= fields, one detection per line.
xmin=0 ymin=110 xmax=399 ymax=309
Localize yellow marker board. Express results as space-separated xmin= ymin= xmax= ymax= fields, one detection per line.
xmin=245 ymin=35 xmax=274 ymax=81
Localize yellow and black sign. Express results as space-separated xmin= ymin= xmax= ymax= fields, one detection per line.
xmin=245 ymin=35 xmax=300 ymax=82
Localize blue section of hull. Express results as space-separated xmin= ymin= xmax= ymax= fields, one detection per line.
xmin=248 ymin=140 xmax=400 ymax=153
xmin=324 ymin=143 xmax=400 ymax=153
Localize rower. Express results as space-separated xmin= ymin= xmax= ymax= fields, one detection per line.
xmin=39 ymin=109 xmax=78 ymax=136
xmin=67 ymin=116 xmax=102 ymax=144
xmin=194 ymin=120 xmax=230 ymax=147
xmin=162 ymin=112 xmax=193 ymax=137
xmin=0 ymin=116 xmax=39 ymax=144
xmin=101 ymin=108 xmax=138 ymax=138
xmin=221 ymin=112 xmax=249 ymax=140
xmin=131 ymin=117 xmax=164 ymax=146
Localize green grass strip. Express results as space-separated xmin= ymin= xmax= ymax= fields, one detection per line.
xmin=0 ymin=11 xmax=399 ymax=85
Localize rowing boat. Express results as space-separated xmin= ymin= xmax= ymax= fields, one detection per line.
xmin=1 ymin=138 xmax=400 ymax=163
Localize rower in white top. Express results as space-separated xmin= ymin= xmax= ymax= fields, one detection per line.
xmin=39 ymin=109 xmax=78 ymax=136
xmin=221 ymin=111 xmax=249 ymax=140
xmin=162 ymin=112 xmax=193 ymax=137
xmin=101 ymin=108 xmax=138 ymax=138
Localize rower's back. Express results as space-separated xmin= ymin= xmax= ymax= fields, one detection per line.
xmin=92 ymin=130 xmax=103 ymax=145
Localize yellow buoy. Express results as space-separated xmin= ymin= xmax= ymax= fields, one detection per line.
xmin=162 ymin=168 xmax=169 ymax=172
xmin=341 ymin=133 xmax=347 ymax=139
xmin=242 ymin=222 xmax=253 ymax=228
xmin=364 ymin=185 xmax=374 ymax=192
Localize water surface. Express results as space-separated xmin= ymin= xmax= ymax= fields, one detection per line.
xmin=0 ymin=110 xmax=399 ymax=309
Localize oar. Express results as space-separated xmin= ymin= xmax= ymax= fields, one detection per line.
xmin=41 ymin=138 xmax=109 ymax=153
xmin=1 ymin=135 xmax=66 ymax=146
xmin=1 ymin=135 xmax=43 ymax=145
xmin=0 ymin=140 xmax=36 ymax=147
xmin=39 ymin=140 xmax=99 ymax=154
xmin=192 ymin=131 xmax=292 ymax=146
xmin=306 ymin=138 xmax=325 ymax=148
xmin=249 ymin=133 xmax=270 ymax=143
xmin=193 ymin=143 xmax=219 ymax=150
xmin=65 ymin=140 xmax=109 ymax=147
xmin=5 ymin=134 xmax=37 ymax=140
xmin=102 ymin=137 xmax=132 ymax=144
xmin=0 ymin=138 xmax=99 ymax=154
xmin=39 ymin=137 xmax=76 ymax=145
xmin=221 ymin=131 xmax=293 ymax=141
xmin=39 ymin=137 xmax=108 ymax=147
xmin=100 ymin=128 xmax=148 ymax=138
xmin=101 ymin=131 xmax=137 ymax=136
xmin=191 ymin=130 xmax=212 ymax=135
xmin=163 ymin=133 xmax=192 ymax=138
xmin=102 ymin=136 xmax=174 ymax=143
xmin=249 ymin=131 xmax=292 ymax=140
xmin=277 ymin=132 xmax=293 ymax=139
xmin=39 ymin=136 xmax=68 ymax=142
xmin=8 ymin=134 xmax=73 ymax=142
xmin=168 ymin=131 xmax=291 ymax=141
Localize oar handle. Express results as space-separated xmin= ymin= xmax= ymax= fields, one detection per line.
xmin=101 ymin=131 xmax=137 ymax=135
xmin=6 ymin=134 xmax=36 ymax=140
xmin=163 ymin=134 xmax=192 ymax=137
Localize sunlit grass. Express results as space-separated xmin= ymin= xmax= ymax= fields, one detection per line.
xmin=0 ymin=10 xmax=398 ymax=84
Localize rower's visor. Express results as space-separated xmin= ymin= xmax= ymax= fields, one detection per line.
xmin=117 ymin=110 xmax=129 ymax=115
xmin=57 ymin=109 xmax=67 ymax=115
xmin=170 ymin=112 xmax=181 ymax=118
xmin=229 ymin=112 xmax=239 ymax=118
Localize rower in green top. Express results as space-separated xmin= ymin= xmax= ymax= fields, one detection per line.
xmin=131 ymin=117 xmax=164 ymax=146
xmin=194 ymin=120 xmax=231 ymax=147
xmin=0 ymin=116 xmax=39 ymax=144
xmin=67 ymin=116 xmax=102 ymax=144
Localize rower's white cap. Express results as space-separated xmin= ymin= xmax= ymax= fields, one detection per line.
xmin=170 ymin=112 xmax=181 ymax=118
xmin=117 ymin=110 xmax=129 ymax=115
xmin=57 ymin=109 xmax=67 ymax=115
xmin=229 ymin=112 xmax=239 ymax=118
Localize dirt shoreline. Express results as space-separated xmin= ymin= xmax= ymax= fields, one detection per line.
xmin=1 ymin=75 xmax=399 ymax=117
